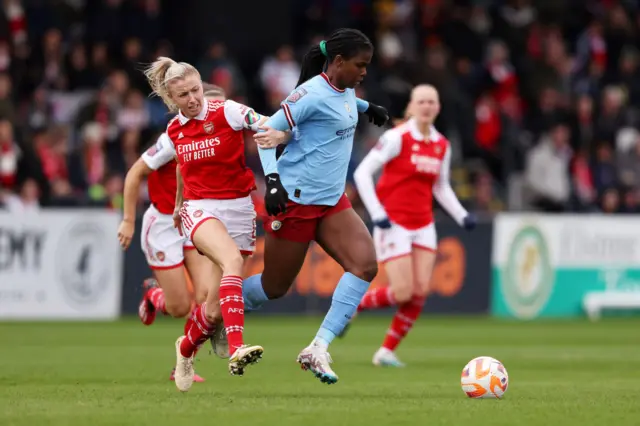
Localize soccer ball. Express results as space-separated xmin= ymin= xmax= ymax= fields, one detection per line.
xmin=460 ymin=356 xmax=509 ymax=399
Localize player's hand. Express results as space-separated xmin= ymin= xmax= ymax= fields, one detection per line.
xmin=117 ymin=219 xmax=134 ymax=250
xmin=463 ymin=214 xmax=477 ymax=231
xmin=365 ymin=103 xmax=390 ymax=127
xmin=254 ymin=126 xmax=290 ymax=149
xmin=373 ymin=217 xmax=392 ymax=229
xmin=173 ymin=208 xmax=183 ymax=236
xmin=264 ymin=173 xmax=288 ymax=216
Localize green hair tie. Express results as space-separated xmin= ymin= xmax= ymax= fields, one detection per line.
xmin=319 ymin=40 xmax=328 ymax=57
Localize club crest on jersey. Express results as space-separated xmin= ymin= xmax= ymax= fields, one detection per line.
xmin=434 ymin=145 xmax=442 ymax=154
xmin=412 ymin=144 xmax=420 ymax=151
xmin=203 ymin=122 xmax=214 ymax=134
xmin=286 ymin=88 xmax=307 ymax=104
xmin=344 ymin=102 xmax=351 ymax=113
xmin=271 ymin=220 xmax=282 ymax=231
xmin=156 ymin=251 xmax=165 ymax=261
xmin=193 ymin=209 xmax=203 ymax=218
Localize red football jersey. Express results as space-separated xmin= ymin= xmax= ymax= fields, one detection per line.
xmin=375 ymin=122 xmax=448 ymax=229
xmin=141 ymin=133 xmax=178 ymax=215
xmin=166 ymin=99 xmax=257 ymax=200
xmin=355 ymin=119 xmax=468 ymax=230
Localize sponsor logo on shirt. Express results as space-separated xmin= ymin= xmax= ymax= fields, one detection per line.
xmin=176 ymin=138 xmax=221 ymax=155
xmin=336 ymin=124 xmax=357 ymax=140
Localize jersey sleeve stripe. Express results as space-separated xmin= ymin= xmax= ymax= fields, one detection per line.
xmin=282 ymin=103 xmax=295 ymax=129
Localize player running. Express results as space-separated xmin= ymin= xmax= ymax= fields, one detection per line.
xmin=144 ymin=56 xmax=289 ymax=392
xmin=117 ymin=85 xmax=229 ymax=383
xmin=241 ymin=28 xmax=390 ymax=384
xmin=351 ymin=85 xmax=476 ymax=367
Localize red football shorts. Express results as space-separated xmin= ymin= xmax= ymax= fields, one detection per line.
xmin=263 ymin=194 xmax=352 ymax=243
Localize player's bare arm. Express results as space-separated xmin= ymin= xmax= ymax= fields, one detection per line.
xmin=173 ymin=162 xmax=184 ymax=236
xmin=432 ymin=146 xmax=471 ymax=228
xmin=118 ymin=158 xmax=154 ymax=250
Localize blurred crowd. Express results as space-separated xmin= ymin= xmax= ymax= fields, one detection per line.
xmin=2 ymin=0 xmax=640 ymax=218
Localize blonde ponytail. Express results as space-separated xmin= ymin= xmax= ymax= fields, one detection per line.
xmin=143 ymin=56 xmax=201 ymax=112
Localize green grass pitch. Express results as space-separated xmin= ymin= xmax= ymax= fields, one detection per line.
xmin=0 ymin=316 xmax=638 ymax=426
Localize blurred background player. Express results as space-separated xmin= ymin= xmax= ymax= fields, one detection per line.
xmin=117 ymin=84 xmax=228 ymax=383
xmin=350 ymin=85 xmax=476 ymax=366
xmin=241 ymin=28 xmax=390 ymax=384
xmin=144 ymin=56 xmax=288 ymax=391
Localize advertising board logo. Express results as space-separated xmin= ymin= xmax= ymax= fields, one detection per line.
xmin=56 ymin=221 xmax=110 ymax=308
xmin=502 ymin=225 xmax=554 ymax=319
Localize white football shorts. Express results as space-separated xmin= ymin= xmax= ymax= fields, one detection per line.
xmin=141 ymin=204 xmax=195 ymax=269
xmin=373 ymin=222 xmax=437 ymax=263
xmin=178 ymin=196 xmax=256 ymax=255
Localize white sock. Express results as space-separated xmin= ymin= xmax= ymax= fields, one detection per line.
xmin=311 ymin=337 xmax=329 ymax=350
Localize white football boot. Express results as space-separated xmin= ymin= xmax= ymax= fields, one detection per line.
xmin=228 ymin=344 xmax=264 ymax=376
xmin=372 ymin=347 xmax=405 ymax=367
xmin=174 ymin=336 xmax=195 ymax=392
xmin=296 ymin=342 xmax=339 ymax=384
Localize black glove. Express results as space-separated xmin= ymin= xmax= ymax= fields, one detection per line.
xmin=373 ymin=217 xmax=392 ymax=229
xmin=264 ymin=173 xmax=289 ymax=216
xmin=364 ymin=103 xmax=389 ymax=127
xmin=463 ymin=213 xmax=477 ymax=231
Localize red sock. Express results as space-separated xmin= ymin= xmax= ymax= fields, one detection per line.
xmin=180 ymin=303 xmax=215 ymax=357
xmin=358 ymin=287 xmax=396 ymax=312
xmin=382 ymin=296 xmax=425 ymax=351
xmin=147 ymin=287 xmax=167 ymax=314
xmin=219 ymin=275 xmax=245 ymax=354
xmin=183 ymin=305 xmax=198 ymax=336
xmin=183 ymin=305 xmax=202 ymax=357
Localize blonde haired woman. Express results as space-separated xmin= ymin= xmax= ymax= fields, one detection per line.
xmin=117 ymin=84 xmax=229 ymax=384
xmin=144 ymin=57 xmax=288 ymax=391
xmin=352 ymin=85 xmax=476 ymax=367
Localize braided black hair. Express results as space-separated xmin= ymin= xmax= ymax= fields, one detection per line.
xmin=296 ymin=28 xmax=373 ymax=87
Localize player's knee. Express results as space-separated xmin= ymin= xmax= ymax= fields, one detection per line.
xmin=413 ymin=281 xmax=430 ymax=299
xmin=392 ymin=285 xmax=413 ymax=304
xmin=346 ymin=260 xmax=378 ymax=283
xmin=165 ymin=298 xmax=191 ymax=318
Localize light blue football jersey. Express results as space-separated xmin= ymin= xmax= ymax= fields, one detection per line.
xmin=258 ymin=73 xmax=369 ymax=206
